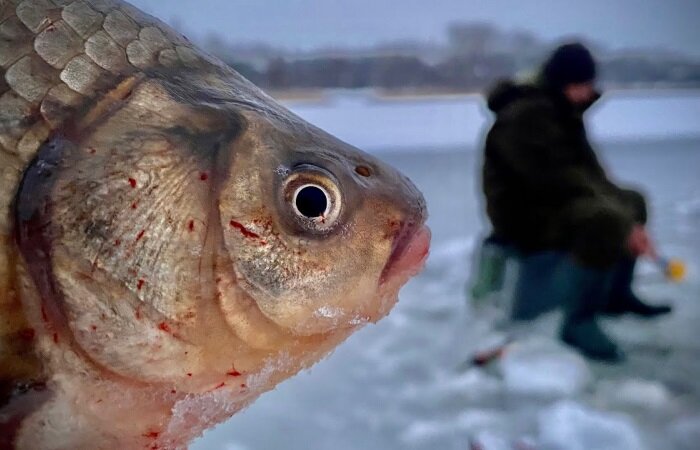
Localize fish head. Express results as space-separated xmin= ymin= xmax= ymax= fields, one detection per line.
xmin=220 ymin=109 xmax=430 ymax=338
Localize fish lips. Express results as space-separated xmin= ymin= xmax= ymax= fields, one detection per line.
xmin=380 ymin=223 xmax=431 ymax=286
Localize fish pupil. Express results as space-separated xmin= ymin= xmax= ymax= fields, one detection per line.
xmin=295 ymin=186 xmax=328 ymax=218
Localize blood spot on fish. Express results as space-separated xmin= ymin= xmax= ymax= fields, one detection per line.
xmin=214 ymin=382 xmax=225 ymax=390
xmin=135 ymin=229 xmax=145 ymax=242
xmin=135 ymin=307 xmax=142 ymax=320
xmin=88 ymin=147 xmax=96 ymax=154
xmin=188 ymin=220 xmax=194 ymax=232
xmin=384 ymin=219 xmax=403 ymax=239
xmin=18 ymin=328 xmax=35 ymax=341
xmin=52 ymin=333 xmax=58 ymax=344
xmin=240 ymin=383 xmax=247 ymax=388
xmin=137 ymin=279 xmax=145 ymax=290
xmin=170 ymin=389 xmax=177 ymax=394
xmin=90 ymin=325 xmax=97 ymax=331
xmin=131 ymin=202 xmax=138 ymax=209
xmin=114 ymin=239 xmax=121 ymax=246
xmin=158 ymin=322 xmax=171 ymax=333
xmin=41 ymin=306 xmax=48 ymax=323
xmin=142 ymin=430 xmax=160 ymax=439
xmin=229 ymin=220 xmax=260 ymax=239
xmin=128 ymin=178 xmax=137 ymax=188
xmin=187 ymin=373 xmax=192 ymax=377
xmin=226 ymin=369 xmax=242 ymax=377
xmin=200 ymin=172 xmax=208 ymax=181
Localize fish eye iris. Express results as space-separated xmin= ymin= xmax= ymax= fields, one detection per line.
xmin=295 ymin=185 xmax=328 ymax=218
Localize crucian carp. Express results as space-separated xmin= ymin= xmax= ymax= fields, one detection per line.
xmin=0 ymin=0 xmax=430 ymax=448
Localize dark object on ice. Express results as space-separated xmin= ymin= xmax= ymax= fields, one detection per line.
xmin=603 ymin=258 xmax=673 ymax=317
xmin=542 ymin=43 xmax=597 ymax=89
xmin=604 ymin=296 xmax=673 ymax=317
xmin=476 ymin=43 xmax=671 ymax=361
xmin=469 ymin=241 xmax=674 ymax=364
xmin=557 ymin=257 xmax=625 ymax=362
xmin=470 ymin=240 xmax=672 ymax=361
xmin=470 ymin=337 xmax=513 ymax=367
xmin=483 ymin=59 xmax=636 ymax=263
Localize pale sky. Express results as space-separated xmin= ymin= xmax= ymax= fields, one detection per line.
xmin=129 ymin=0 xmax=700 ymax=56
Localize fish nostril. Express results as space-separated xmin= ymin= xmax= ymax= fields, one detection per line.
xmin=355 ymin=165 xmax=371 ymax=177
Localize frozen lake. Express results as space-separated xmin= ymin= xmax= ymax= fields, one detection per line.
xmin=194 ymin=92 xmax=700 ymax=450
xmin=282 ymin=89 xmax=700 ymax=151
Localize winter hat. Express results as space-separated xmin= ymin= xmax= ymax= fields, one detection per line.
xmin=542 ymin=43 xmax=597 ymax=88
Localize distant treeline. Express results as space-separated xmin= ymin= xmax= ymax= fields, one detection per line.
xmin=202 ymin=23 xmax=700 ymax=92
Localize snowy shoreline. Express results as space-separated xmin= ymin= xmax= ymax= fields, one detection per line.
xmin=283 ymin=89 xmax=700 ymax=151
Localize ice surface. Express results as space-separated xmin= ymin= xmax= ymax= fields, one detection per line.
xmin=537 ymin=400 xmax=644 ymax=450
xmin=499 ymin=338 xmax=592 ymax=397
xmin=595 ymin=378 xmax=673 ymax=411
xmin=286 ymin=91 xmax=490 ymax=150
xmin=399 ymin=408 xmax=507 ymax=447
xmin=468 ymin=430 xmax=513 ymax=450
xmin=668 ymin=415 xmax=700 ymax=450
xmin=223 ymin=444 xmax=250 ymax=450
xmin=587 ymin=91 xmax=700 ymax=142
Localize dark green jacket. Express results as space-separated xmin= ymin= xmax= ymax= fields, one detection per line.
xmin=481 ymin=80 xmax=645 ymax=254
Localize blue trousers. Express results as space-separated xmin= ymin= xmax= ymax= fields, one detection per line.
xmin=470 ymin=236 xmax=636 ymax=321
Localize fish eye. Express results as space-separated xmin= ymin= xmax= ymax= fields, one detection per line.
xmin=282 ymin=165 xmax=342 ymax=232
xmin=294 ymin=184 xmax=329 ymax=219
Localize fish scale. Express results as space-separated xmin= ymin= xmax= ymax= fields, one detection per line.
xmin=0 ymin=0 xmax=206 ymax=164
xmin=0 ymin=0 xmax=204 ymax=391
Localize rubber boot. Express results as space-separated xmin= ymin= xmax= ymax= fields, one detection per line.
xmin=511 ymin=251 xmax=566 ymax=321
xmin=604 ymin=257 xmax=672 ymax=318
xmin=470 ymin=237 xmax=509 ymax=302
xmin=558 ymin=259 xmax=625 ymax=362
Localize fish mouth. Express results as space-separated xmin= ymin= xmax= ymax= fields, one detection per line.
xmin=380 ymin=223 xmax=431 ymax=285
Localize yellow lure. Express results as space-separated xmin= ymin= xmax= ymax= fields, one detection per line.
xmin=661 ymin=258 xmax=687 ymax=282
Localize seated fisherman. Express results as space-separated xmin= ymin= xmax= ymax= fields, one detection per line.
xmin=480 ymin=42 xmax=672 ymax=361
